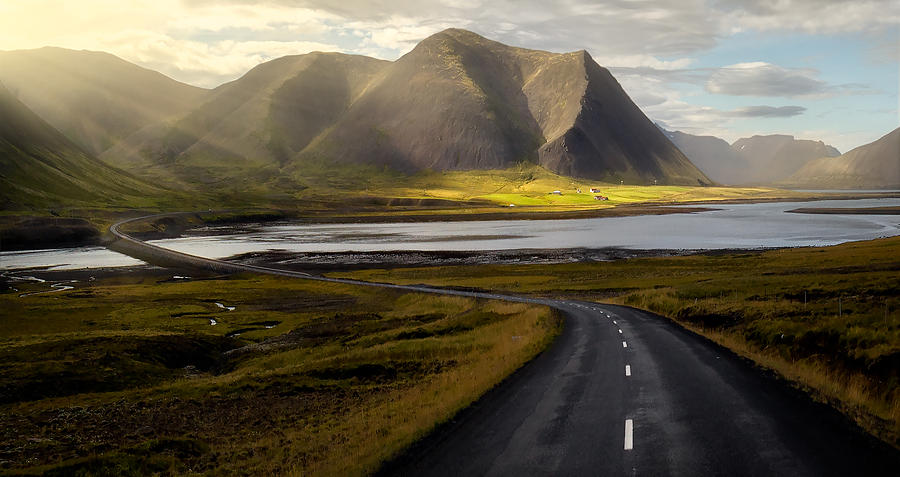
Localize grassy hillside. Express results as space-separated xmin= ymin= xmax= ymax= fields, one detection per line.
xmin=286 ymin=162 xmax=796 ymax=213
xmin=0 ymin=83 xmax=169 ymax=211
xmin=0 ymin=272 xmax=557 ymax=475
xmin=0 ymin=47 xmax=206 ymax=156
xmin=102 ymin=53 xmax=387 ymax=188
xmin=335 ymin=237 xmax=900 ymax=447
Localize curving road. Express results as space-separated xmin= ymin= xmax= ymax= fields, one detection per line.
xmin=109 ymin=214 xmax=900 ymax=476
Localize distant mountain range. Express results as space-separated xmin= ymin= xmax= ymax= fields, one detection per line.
xmin=0 ymin=82 xmax=161 ymax=209
xmin=1 ymin=29 xmax=709 ymax=190
xmin=663 ymin=125 xmax=897 ymax=189
xmin=732 ymin=135 xmax=840 ymax=184
xmin=661 ymin=128 xmax=841 ymax=185
xmin=781 ymin=128 xmax=899 ymax=189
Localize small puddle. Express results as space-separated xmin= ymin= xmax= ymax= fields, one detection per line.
xmin=214 ymin=302 xmax=236 ymax=311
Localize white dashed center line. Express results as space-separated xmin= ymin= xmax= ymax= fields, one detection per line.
xmin=613 ymin=320 xmax=617 ymax=325
xmin=618 ymin=329 xmax=623 ymax=334
xmin=624 ymin=419 xmax=634 ymax=450
xmin=625 ymin=365 xmax=631 ymax=376
xmin=622 ymin=341 xmax=628 ymax=348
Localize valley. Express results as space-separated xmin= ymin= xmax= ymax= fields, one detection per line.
xmin=1 ymin=14 xmax=899 ymax=477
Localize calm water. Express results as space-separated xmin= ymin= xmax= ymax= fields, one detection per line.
xmin=2 ymin=198 xmax=898 ymax=271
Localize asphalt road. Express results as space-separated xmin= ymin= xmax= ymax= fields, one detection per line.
xmin=109 ymin=214 xmax=900 ymax=476
xmin=379 ymin=301 xmax=900 ymax=476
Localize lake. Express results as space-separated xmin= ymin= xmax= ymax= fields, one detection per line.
xmin=2 ymin=198 xmax=898 ymax=271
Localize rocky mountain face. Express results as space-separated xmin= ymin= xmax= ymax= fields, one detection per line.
xmin=19 ymin=29 xmax=708 ymax=188
xmin=783 ymin=128 xmax=899 ymax=189
xmin=0 ymin=47 xmax=206 ymax=156
xmin=300 ymin=29 xmax=708 ymax=185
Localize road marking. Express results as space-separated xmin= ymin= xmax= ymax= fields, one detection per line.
xmin=624 ymin=419 xmax=634 ymax=450
xmin=618 ymin=329 xmax=623 ymax=334
xmin=625 ymin=365 xmax=631 ymax=376
xmin=613 ymin=320 xmax=617 ymax=324
xmin=622 ymin=341 xmax=628 ymax=348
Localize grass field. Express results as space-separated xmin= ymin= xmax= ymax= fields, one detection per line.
xmin=0 ymin=272 xmax=559 ymax=475
xmin=3 ymin=164 xmax=810 ymax=251
xmin=294 ymin=163 xmax=798 ymax=210
xmin=334 ymin=237 xmax=900 ymax=447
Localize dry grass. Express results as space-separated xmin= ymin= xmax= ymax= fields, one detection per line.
xmin=0 ymin=272 xmax=559 ymax=475
xmin=335 ymin=236 xmax=900 ymax=447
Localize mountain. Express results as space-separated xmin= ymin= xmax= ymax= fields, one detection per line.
xmin=0 ymin=47 xmax=207 ymax=156
xmin=0 ymin=82 xmax=162 ymax=209
xmin=661 ymin=128 xmax=844 ymax=185
xmin=105 ymin=29 xmax=709 ymax=186
xmin=661 ymin=129 xmax=745 ymax=184
xmin=299 ymin=29 xmax=708 ymax=185
xmin=103 ymin=52 xmax=388 ymax=186
xmin=731 ymin=134 xmax=840 ymax=184
xmin=783 ymin=128 xmax=899 ymax=189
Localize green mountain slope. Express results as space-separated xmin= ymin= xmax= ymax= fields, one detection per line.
xmin=0 ymin=47 xmax=207 ymax=156
xmin=783 ymin=127 xmax=899 ymax=189
xmin=103 ymin=52 xmax=387 ymax=187
xmin=0 ymin=83 xmax=164 ymax=210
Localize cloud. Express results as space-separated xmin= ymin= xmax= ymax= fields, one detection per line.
xmin=727 ymin=105 xmax=806 ymax=118
xmin=717 ymin=0 xmax=900 ymax=35
xmin=109 ymin=32 xmax=344 ymax=87
xmin=1 ymin=1 xmax=895 ymax=89
xmin=706 ymin=62 xmax=827 ymax=97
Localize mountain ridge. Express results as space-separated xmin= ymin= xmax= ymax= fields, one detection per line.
xmin=295 ymin=28 xmax=709 ymax=184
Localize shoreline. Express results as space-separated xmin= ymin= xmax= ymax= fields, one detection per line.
xmin=2 ymin=246 xmax=773 ymax=283
xmin=786 ymin=206 xmax=900 ymax=215
xmin=3 ymin=191 xmax=898 ymax=253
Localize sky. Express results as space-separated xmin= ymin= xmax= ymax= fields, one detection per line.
xmin=1 ymin=0 xmax=897 ymax=152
